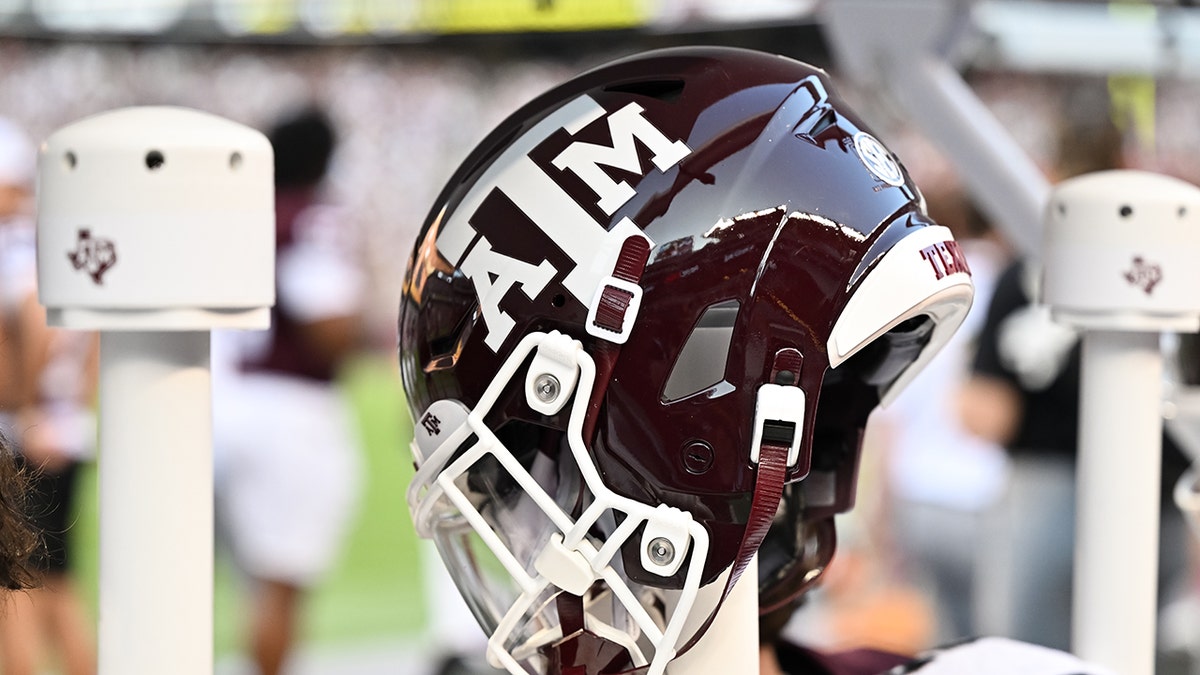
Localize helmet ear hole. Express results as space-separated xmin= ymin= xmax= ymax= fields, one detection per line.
xmin=843 ymin=314 xmax=934 ymax=390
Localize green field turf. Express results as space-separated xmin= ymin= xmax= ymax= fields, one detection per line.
xmin=69 ymin=351 xmax=429 ymax=656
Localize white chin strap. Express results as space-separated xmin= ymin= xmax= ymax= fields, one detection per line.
xmin=407 ymin=330 xmax=711 ymax=675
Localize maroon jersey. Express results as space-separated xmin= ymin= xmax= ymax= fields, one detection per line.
xmin=243 ymin=187 xmax=361 ymax=382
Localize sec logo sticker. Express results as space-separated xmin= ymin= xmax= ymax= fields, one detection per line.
xmin=854 ymin=132 xmax=904 ymax=187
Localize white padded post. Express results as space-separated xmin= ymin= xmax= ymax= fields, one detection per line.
xmin=1042 ymin=170 xmax=1200 ymax=675
xmin=36 ymin=106 xmax=274 ymax=675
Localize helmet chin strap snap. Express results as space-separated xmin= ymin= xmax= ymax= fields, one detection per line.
xmin=759 ymin=348 xmax=806 ymax=471
xmin=750 ymin=349 xmax=807 ymax=470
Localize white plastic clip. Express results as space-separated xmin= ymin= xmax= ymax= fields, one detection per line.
xmin=534 ymin=533 xmax=597 ymax=596
xmin=586 ymin=276 xmax=644 ymax=344
xmin=749 ymin=383 xmax=806 ymax=468
xmin=411 ymin=399 xmax=470 ymax=465
xmin=524 ymin=331 xmax=582 ymax=415
xmin=639 ymin=504 xmax=693 ymax=578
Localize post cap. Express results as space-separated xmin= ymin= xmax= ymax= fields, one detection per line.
xmin=1042 ymin=170 xmax=1200 ymax=332
xmin=37 ymin=106 xmax=275 ymax=330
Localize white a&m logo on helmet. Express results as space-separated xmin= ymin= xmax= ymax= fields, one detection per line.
xmin=435 ymin=95 xmax=690 ymax=352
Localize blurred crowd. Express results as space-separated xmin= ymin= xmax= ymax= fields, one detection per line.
xmin=0 ymin=33 xmax=1196 ymax=675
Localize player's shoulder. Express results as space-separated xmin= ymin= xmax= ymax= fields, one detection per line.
xmin=889 ymin=637 xmax=1114 ymax=675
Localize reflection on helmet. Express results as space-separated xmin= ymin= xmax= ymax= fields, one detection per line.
xmin=399 ymin=46 xmax=974 ymax=675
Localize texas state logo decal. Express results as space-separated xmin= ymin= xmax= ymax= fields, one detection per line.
xmin=67 ymin=228 xmax=117 ymax=285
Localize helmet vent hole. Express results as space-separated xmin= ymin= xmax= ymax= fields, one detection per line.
xmin=1119 ymin=204 xmax=1134 ymax=218
xmin=1179 ymin=206 xmax=1188 ymax=218
xmin=662 ymin=299 xmax=739 ymax=403
xmin=798 ymin=107 xmax=839 ymax=139
xmin=551 ymin=294 xmax=566 ymax=308
xmin=604 ymin=78 xmax=685 ymax=103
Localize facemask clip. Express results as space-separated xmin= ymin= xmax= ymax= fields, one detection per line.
xmin=525 ymin=331 xmax=582 ymax=416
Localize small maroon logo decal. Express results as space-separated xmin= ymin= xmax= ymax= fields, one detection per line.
xmin=1123 ymin=256 xmax=1162 ymax=295
xmin=420 ymin=412 xmax=442 ymax=436
xmin=67 ymin=228 xmax=117 ymax=285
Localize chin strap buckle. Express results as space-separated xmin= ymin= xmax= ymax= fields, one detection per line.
xmin=750 ymin=348 xmax=806 ymax=469
xmin=586 ymin=235 xmax=652 ymax=344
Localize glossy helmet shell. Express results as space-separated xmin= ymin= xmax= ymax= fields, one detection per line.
xmin=401 ymin=46 xmax=955 ymax=598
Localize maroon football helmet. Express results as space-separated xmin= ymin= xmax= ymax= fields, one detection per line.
xmin=400 ymin=47 xmax=973 ymax=675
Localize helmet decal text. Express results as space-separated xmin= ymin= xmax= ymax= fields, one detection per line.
xmin=435 ymin=94 xmax=691 ymax=351
xmin=552 ymin=101 xmax=691 ymax=216
xmin=459 ymin=235 xmax=557 ymax=348
xmin=919 ymin=240 xmax=971 ymax=280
